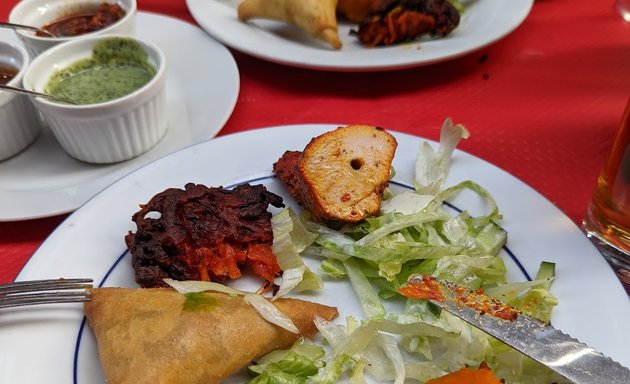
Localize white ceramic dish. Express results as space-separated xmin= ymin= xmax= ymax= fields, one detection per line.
xmin=0 ymin=12 xmax=239 ymax=221
xmin=0 ymin=41 xmax=41 ymax=161
xmin=9 ymin=0 xmax=137 ymax=57
xmin=186 ymin=0 xmax=534 ymax=71
xmin=24 ymin=35 xmax=167 ymax=163
xmin=0 ymin=124 xmax=628 ymax=383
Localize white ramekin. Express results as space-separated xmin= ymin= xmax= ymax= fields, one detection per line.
xmin=0 ymin=41 xmax=42 ymax=161
xmin=9 ymin=0 xmax=137 ymax=57
xmin=23 ymin=35 xmax=168 ymax=164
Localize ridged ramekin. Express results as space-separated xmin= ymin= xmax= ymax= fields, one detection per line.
xmin=0 ymin=41 xmax=42 ymax=161
xmin=9 ymin=0 xmax=137 ymax=58
xmin=23 ymin=35 xmax=167 ymax=164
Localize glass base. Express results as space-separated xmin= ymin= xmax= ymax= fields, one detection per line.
xmin=583 ymin=220 xmax=630 ymax=295
xmin=618 ymin=0 xmax=630 ymax=22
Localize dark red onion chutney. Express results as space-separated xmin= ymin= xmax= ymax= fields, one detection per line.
xmin=37 ymin=3 xmax=126 ymax=37
xmin=0 ymin=65 xmax=18 ymax=85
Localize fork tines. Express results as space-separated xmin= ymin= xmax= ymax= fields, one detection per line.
xmin=0 ymin=278 xmax=93 ymax=309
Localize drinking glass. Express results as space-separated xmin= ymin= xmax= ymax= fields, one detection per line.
xmin=583 ymin=98 xmax=630 ymax=292
xmin=617 ymin=0 xmax=630 ymax=22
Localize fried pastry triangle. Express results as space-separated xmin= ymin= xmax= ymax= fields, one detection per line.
xmin=84 ymin=288 xmax=338 ymax=384
xmin=237 ymin=0 xmax=342 ymax=49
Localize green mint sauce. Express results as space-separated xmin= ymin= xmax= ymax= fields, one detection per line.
xmin=46 ymin=37 xmax=157 ymax=105
xmin=182 ymin=292 xmax=219 ymax=312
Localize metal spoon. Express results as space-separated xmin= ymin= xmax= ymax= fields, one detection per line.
xmin=0 ymin=22 xmax=56 ymax=37
xmin=0 ymin=83 xmax=77 ymax=104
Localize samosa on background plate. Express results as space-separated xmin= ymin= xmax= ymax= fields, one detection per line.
xmin=84 ymin=287 xmax=338 ymax=384
xmin=237 ymin=0 xmax=342 ymax=49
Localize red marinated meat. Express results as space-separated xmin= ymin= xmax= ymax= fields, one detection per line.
xmin=126 ymin=183 xmax=285 ymax=288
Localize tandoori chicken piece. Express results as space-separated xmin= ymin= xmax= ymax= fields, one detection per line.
xmin=273 ymin=125 xmax=397 ymax=222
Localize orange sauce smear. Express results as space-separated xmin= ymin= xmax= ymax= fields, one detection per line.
xmin=399 ymin=274 xmax=445 ymax=301
xmin=426 ymin=362 xmax=504 ymax=384
xmin=399 ymin=275 xmax=519 ymax=321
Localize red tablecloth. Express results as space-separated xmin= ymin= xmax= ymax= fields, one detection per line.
xmin=1 ymin=0 xmax=629 ymax=286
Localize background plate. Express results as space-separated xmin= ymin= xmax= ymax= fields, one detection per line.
xmin=0 ymin=12 xmax=239 ymax=221
xmin=0 ymin=124 xmax=628 ymax=383
xmin=186 ymin=0 xmax=533 ymax=71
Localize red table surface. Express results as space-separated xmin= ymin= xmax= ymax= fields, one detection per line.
xmin=1 ymin=0 xmax=629 ymax=287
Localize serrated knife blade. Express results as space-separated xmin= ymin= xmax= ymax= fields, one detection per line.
xmin=401 ymin=276 xmax=630 ymax=384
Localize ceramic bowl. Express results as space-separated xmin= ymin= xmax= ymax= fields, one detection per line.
xmin=9 ymin=0 xmax=137 ymax=57
xmin=0 ymin=41 xmax=42 ymax=162
xmin=23 ymin=35 xmax=167 ymax=164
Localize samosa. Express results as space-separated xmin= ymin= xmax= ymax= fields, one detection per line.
xmin=84 ymin=287 xmax=338 ymax=384
xmin=237 ymin=0 xmax=342 ymax=49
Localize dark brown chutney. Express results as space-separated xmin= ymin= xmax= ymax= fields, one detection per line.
xmin=0 ymin=65 xmax=18 ymax=85
xmin=37 ymin=3 xmax=126 ymax=37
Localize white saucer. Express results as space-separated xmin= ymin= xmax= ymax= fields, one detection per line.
xmin=0 ymin=11 xmax=240 ymax=221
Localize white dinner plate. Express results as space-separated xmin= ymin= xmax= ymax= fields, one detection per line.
xmin=1 ymin=124 xmax=628 ymax=383
xmin=0 ymin=12 xmax=239 ymax=221
xmin=186 ymin=0 xmax=533 ymax=71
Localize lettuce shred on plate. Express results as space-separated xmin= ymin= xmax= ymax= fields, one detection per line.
xmin=251 ymin=119 xmax=565 ymax=384
xmin=448 ymin=0 xmax=473 ymax=14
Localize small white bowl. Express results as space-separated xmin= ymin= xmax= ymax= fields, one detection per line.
xmin=23 ymin=35 xmax=167 ymax=164
xmin=0 ymin=41 xmax=42 ymax=162
xmin=9 ymin=0 xmax=137 ymax=57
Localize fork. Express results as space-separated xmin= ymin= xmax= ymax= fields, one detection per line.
xmin=0 ymin=278 xmax=93 ymax=309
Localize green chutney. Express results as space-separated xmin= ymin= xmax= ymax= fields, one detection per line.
xmin=46 ymin=37 xmax=157 ymax=105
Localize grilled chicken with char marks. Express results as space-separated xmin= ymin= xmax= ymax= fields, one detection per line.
xmin=274 ymin=125 xmax=397 ymax=222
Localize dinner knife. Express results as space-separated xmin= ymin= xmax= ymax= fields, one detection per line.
xmin=399 ymin=275 xmax=630 ymax=384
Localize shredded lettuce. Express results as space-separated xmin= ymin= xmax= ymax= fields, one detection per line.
xmin=343 ymin=258 xmax=386 ymax=319
xmin=448 ymin=0 xmax=476 ymax=13
xmin=247 ymin=339 xmax=326 ymax=384
xmin=414 ymin=117 xmax=469 ymax=195
xmin=271 ymin=208 xmax=323 ymax=298
xmin=163 ymin=278 xmax=299 ymax=333
xmin=258 ymin=118 xmax=561 ymax=383
xmin=313 ymin=316 xmax=457 ymax=384
xmin=485 ymin=261 xmax=558 ymax=323
xmin=164 ymin=278 xmax=242 ymax=296
xmin=244 ymin=293 xmax=300 ymax=333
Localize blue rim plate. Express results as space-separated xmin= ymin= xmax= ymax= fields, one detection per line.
xmin=1 ymin=124 xmax=627 ymax=383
